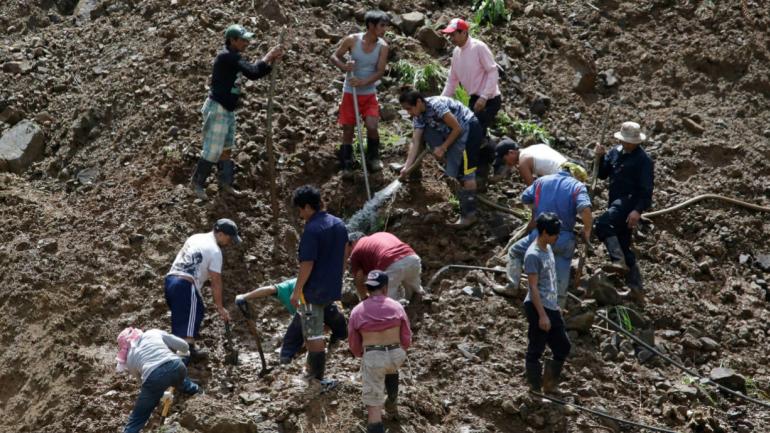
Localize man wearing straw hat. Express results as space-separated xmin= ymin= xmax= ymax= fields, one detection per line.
xmin=330 ymin=10 xmax=390 ymax=177
xmin=495 ymin=162 xmax=592 ymax=308
xmin=594 ymin=121 xmax=654 ymax=303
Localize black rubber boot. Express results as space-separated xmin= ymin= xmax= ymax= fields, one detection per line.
xmin=602 ymin=236 xmax=629 ymax=275
xmin=525 ymin=362 xmax=542 ymax=392
xmin=366 ymin=138 xmax=383 ymax=172
xmin=307 ymin=351 xmax=326 ymax=381
xmin=385 ymin=373 xmax=399 ymax=408
xmin=191 ymin=159 xmax=214 ymax=200
xmin=217 ymin=159 xmax=242 ymax=196
xmin=625 ymin=264 xmax=645 ymax=305
xmin=366 ymin=422 xmax=385 ymax=433
xmin=339 ymin=144 xmax=354 ymax=179
xmin=542 ymin=359 xmax=565 ymax=394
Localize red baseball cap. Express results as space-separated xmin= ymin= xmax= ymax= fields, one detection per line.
xmin=441 ymin=18 xmax=470 ymax=33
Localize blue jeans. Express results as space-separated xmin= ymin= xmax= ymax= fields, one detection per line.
xmin=594 ymin=197 xmax=637 ymax=268
xmin=124 ymin=359 xmax=186 ymax=433
xmin=510 ymin=230 xmax=576 ymax=307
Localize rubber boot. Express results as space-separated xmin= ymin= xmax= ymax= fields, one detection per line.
xmin=525 ymin=362 xmax=542 ymax=392
xmin=366 ymin=422 xmax=385 ymax=433
xmin=384 ymin=373 xmax=399 ymax=413
xmin=366 ymin=138 xmax=383 ymax=172
xmin=217 ymin=159 xmax=242 ymax=196
xmin=189 ymin=343 xmax=209 ymax=364
xmin=542 ymin=359 xmax=565 ymax=394
xmin=449 ymin=189 xmax=478 ymax=229
xmin=625 ymin=264 xmax=645 ymax=305
xmin=339 ymin=144 xmax=354 ymax=179
xmin=190 ymin=159 xmax=214 ymax=200
xmin=601 ymin=236 xmax=629 ymax=275
xmin=493 ymin=256 xmax=521 ymax=297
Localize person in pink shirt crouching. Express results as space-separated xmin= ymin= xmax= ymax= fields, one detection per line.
xmin=348 ymin=270 xmax=413 ymax=433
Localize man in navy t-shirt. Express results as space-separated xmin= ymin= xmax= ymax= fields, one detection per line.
xmin=290 ymin=185 xmax=349 ymax=394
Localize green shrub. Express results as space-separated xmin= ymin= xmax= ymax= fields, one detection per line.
xmin=389 ymin=60 xmax=448 ymax=95
xmin=472 ymin=0 xmax=510 ymax=27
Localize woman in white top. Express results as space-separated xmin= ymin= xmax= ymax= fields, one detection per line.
xmin=116 ymin=327 xmax=194 ymax=433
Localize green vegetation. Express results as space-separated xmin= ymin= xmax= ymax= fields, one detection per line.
xmin=454 ymin=85 xmax=470 ymax=106
xmin=496 ymin=113 xmax=553 ymax=145
xmin=682 ymin=375 xmax=718 ymax=406
xmin=389 ymin=60 xmax=448 ymax=94
xmin=746 ymin=378 xmax=770 ymax=401
xmin=448 ymin=195 xmax=460 ymax=211
xmin=615 ymin=306 xmax=634 ymax=332
xmin=472 ymin=0 xmax=510 ymax=27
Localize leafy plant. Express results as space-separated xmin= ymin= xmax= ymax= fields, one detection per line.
xmin=448 ymin=195 xmax=460 ymax=211
xmin=615 ymin=306 xmax=634 ymax=332
xmin=682 ymin=375 xmax=718 ymax=406
xmin=472 ymin=0 xmax=510 ymax=27
xmin=495 ymin=113 xmax=553 ymax=145
xmin=389 ymin=60 xmax=448 ymax=95
xmin=454 ymin=85 xmax=470 ymax=106
xmin=746 ymin=378 xmax=770 ymax=401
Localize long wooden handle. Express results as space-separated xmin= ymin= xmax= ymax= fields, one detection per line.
xmin=265 ymin=29 xmax=285 ymax=229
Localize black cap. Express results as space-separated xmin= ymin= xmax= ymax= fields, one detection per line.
xmin=365 ymin=270 xmax=388 ymax=290
xmin=214 ymin=218 xmax=242 ymax=244
xmin=493 ymin=138 xmax=520 ymax=172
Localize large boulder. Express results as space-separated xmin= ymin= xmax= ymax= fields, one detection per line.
xmin=415 ymin=26 xmax=447 ymax=52
xmin=0 ymin=120 xmax=45 ymax=174
xmin=399 ymin=12 xmax=425 ymax=35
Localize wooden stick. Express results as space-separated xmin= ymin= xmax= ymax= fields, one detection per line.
xmin=265 ymin=28 xmax=285 ymax=230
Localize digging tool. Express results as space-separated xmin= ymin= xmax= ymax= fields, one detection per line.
xmin=159 ymin=387 xmax=174 ymax=424
xmin=264 ymin=28 xmax=286 ymax=229
xmin=393 ymin=147 xmax=430 ymax=180
xmin=573 ymin=102 xmax=613 ymax=290
xmin=224 ymin=322 xmax=239 ymax=365
xmin=349 ymin=71 xmax=372 ymax=200
xmin=236 ymin=301 xmax=274 ymax=377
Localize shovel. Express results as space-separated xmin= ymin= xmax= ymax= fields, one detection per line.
xmin=236 ymin=301 xmax=274 ymax=377
xmin=223 ymin=322 xmax=239 ymax=365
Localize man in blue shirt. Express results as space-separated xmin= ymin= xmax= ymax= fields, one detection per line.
xmin=191 ymin=24 xmax=283 ymax=200
xmin=495 ymin=163 xmax=592 ymax=308
xmin=289 ymin=185 xmax=349 ymax=394
xmin=594 ymin=121 xmax=654 ymax=303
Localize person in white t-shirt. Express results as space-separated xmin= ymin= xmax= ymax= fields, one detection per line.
xmin=164 ymin=218 xmax=240 ymax=367
xmin=492 ymin=138 xmax=567 ymax=185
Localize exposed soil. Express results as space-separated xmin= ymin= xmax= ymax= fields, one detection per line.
xmin=1 ymin=1 xmax=770 ymax=433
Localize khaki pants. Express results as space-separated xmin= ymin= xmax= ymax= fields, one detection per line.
xmin=384 ymin=254 xmax=423 ymax=301
xmin=361 ymin=347 xmax=406 ymax=407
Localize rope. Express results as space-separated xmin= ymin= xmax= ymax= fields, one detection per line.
xmin=531 ymin=391 xmax=681 ymax=433
xmin=566 ymin=292 xmax=770 ymax=409
xmin=643 ymin=194 xmax=770 ymax=219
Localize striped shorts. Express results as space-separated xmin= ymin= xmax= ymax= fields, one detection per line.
xmin=200 ymin=98 xmax=236 ymax=162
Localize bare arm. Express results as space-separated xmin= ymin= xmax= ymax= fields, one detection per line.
xmin=518 ymin=155 xmax=535 ymax=185
xmin=242 ymin=285 xmax=278 ymax=300
xmin=401 ymin=128 xmax=424 ymax=176
xmin=439 ymin=112 xmax=464 ymax=152
xmin=210 ymin=272 xmax=230 ymax=322
xmin=291 ymin=261 xmax=314 ymax=307
xmin=354 ymin=269 xmax=368 ymax=301
xmin=580 ymin=207 xmax=593 ymax=242
xmin=330 ymin=36 xmax=355 ymax=72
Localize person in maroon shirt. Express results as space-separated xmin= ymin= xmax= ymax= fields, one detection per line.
xmin=348 ymin=271 xmax=412 ymax=433
xmin=348 ymin=231 xmax=423 ymax=303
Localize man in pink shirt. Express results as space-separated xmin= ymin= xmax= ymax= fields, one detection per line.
xmin=441 ymin=18 xmax=503 ymax=183
xmin=348 ymin=231 xmax=423 ymax=303
xmin=348 ymin=271 xmax=412 ymax=433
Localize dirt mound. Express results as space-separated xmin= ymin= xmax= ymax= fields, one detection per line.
xmin=1 ymin=1 xmax=769 ymax=432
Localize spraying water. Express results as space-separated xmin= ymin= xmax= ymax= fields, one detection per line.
xmin=346 ymin=179 xmax=403 ymax=234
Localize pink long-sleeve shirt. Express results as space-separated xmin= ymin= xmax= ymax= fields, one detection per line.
xmin=348 ymin=294 xmax=412 ymax=357
xmin=442 ymin=37 xmax=501 ymax=100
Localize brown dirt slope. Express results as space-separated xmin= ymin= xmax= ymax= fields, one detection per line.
xmin=1 ymin=0 xmax=769 ymax=432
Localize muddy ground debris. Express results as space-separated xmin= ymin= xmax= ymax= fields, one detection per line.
xmin=1 ymin=0 xmax=770 ymax=433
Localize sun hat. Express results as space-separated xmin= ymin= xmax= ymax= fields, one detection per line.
xmin=613 ymin=121 xmax=646 ymax=144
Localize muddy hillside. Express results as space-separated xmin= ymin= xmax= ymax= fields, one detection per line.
xmin=1 ymin=0 xmax=770 ymax=432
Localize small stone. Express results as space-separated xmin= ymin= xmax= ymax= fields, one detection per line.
xmin=699 ymin=337 xmax=719 ymax=351
xmin=739 ymin=254 xmax=750 ymax=265
xmin=573 ymin=70 xmax=596 ymax=94
xmin=599 ymin=69 xmax=618 ymax=87
xmin=501 ymin=400 xmax=518 ymax=415
xmin=0 ymin=120 xmax=45 ymax=174
xmin=755 ymin=254 xmax=770 ymax=271
xmin=710 ymin=367 xmax=746 ymax=393
xmin=239 ymin=392 xmax=259 ymax=405
xmin=529 ymin=92 xmax=551 ymax=117
xmin=415 ymin=26 xmax=446 ymax=51
xmin=128 ymin=233 xmax=145 ymax=246
xmin=682 ymin=118 xmax=705 ymax=134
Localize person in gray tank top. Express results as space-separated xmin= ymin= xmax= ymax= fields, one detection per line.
xmin=330 ymin=10 xmax=390 ymax=177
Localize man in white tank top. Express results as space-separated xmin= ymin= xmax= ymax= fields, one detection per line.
xmin=493 ymin=138 xmax=567 ymax=185
xmin=330 ymin=10 xmax=390 ymax=177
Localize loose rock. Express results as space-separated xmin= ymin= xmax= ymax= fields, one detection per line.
xmin=0 ymin=120 xmax=45 ymax=174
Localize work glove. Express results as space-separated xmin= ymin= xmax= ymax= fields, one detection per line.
xmin=235 ymin=294 xmax=247 ymax=307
